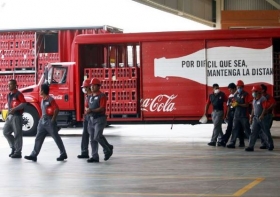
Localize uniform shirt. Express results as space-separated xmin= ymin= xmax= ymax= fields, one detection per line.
xmin=88 ymin=91 xmax=107 ymax=116
xmin=206 ymin=91 xmax=227 ymax=111
xmin=85 ymin=94 xmax=90 ymax=108
xmin=7 ymin=89 xmax=26 ymax=115
xmin=263 ymin=93 xmax=276 ymax=114
xmin=41 ymin=96 xmax=58 ymax=117
xmin=227 ymin=94 xmax=235 ymax=112
xmin=253 ymin=96 xmax=267 ymax=117
xmin=233 ymin=90 xmax=250 ymax=118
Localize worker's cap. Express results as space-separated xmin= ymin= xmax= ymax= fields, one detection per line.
xmin=252 ymin=85 xmax=262 ymax=92
xmin=81 ymin=79 xmax=91 ymax=87
xmin=236 ymin=80 xmax=244 ymax=86
xmin=90 ymin=78 xmax=101 ymax=85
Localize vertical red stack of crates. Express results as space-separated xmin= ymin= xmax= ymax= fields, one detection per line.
xmin=0 ymin=32 xmax=15 ymax=110
xmin=110 ymin=66 xmax=138 ymax=116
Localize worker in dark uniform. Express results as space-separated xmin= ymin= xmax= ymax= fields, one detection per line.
xmin=204 ymin=83 xmax=227 ymax=146
xmin=219 ymin=83 xmax=245 ymax=147
xmin=86 ymin=78 xmax=113 ymax=162
xmin=24 ymin=84 xmax=67 ymax=162
xmin=77 ymin=79 xmax=92 ymax=159
xmin=245 ymin=86 xmax=270 ymax=151
xmin=259 ymin=84 xmax=276 ymax=150
xmin=3 ymin=79 xmax=26 ymax=158
xmin=227 ymin=80 xmax=251 ymax=148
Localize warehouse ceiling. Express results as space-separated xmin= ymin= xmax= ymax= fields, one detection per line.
xmin=133 ymin=0 xmax=216 ymax=27
xmin=133 ymin=0 xmax=280 ymax=28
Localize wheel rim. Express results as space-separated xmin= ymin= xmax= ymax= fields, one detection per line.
xmin=22 ymin=112 xmax=34 ymax=132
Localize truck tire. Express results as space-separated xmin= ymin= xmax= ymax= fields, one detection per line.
xmin=22 ymin=105 xmax=39 ymax=136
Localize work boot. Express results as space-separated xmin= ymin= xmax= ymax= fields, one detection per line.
xmin=101 ymin=136 xmax=113 ymax=152
xmin=245 ymin=147 xmax=254 ymax=151
xmin=9 ymin=148 xmax=15 ymax=157
xmin=217 ymin=141 xmax=226 ymax=147
xmin=268 ymin=145 xmax=274 ymax=151
xmin=239 ymin=143 xmax=245 ymax=148
xmin=24 ymin=155 xmax=37 ymax=162
xmin=259 ymin=145 xmax=267 ymax=149
xmin=226 ymin=144 xmax=235 ymax=148
xmin=87 ymin=157 xmax=99 ymax=163
xmin=57 ymin=154 xmax=68 ymax=161
xmin=77 ymin=153 xmax=90 ymax=159
xmin=207 ymin=142 xmax=216 ymax=146
xmin=104 ymin=150 xmax=113 ymax=161
xmin=10 ymin=153 xmax=22 ymax=158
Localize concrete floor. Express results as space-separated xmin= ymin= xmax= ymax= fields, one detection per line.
xmin=0 ymin=122 xmax=280 ymax=197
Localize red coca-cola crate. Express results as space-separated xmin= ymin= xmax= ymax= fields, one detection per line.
xmin=3 ymin=50 xmax=14 ymax=57
xmin=101 ymin=80 xmax=110 ymax=90
xmin=123 ymin=79 xmax=137 ymax=89
xmin=0 ymin=41 xmax=9 ymax=50
xmin=111 ymin=89 xmax=137 ymax=102
xmin=0 ymin=32 xmax=14 ymax=40
xmin=15 ymin=40 xmax=31 ymax=49
xmin=0 ymin=58 xmax=13 ymax=69
xmin=84 ymin=68 xmax=110 ymax=79
xmin=110 ymin=102 xmax=123 ymax=114
xmin=123 ymin=102 xmax=137 ymax=114
xmin=116 ymin=67 xmax=130 ymax=78
xmin=129 ymin=67 xmax=138 ymax=78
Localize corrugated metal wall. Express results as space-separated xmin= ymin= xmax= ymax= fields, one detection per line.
xmin=224 ymin=0 xmax=280 ymax=10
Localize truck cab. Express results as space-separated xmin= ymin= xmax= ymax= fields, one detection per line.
xmin=2 ymin=62 xmax=77 ymax=136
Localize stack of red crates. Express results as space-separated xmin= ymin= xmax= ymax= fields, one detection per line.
xmin=110 ymin=67 xmax=138 ymax=115
xmin=0 ymin=32 xmax=14 ymax=70
xmin=13 ymin=32 xmax=35 ymax=69
xmin=83 ymin=67 xmax=138 ymax=116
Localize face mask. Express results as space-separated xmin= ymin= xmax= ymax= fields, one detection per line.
xmin=252 ymin=92 xmax=257 ymax=98
xmin=237 ymin=88 xmax=243 ymax=93
xmin=82 ymin=87 xmax=87 ymax=94
xmin=214 ymin=89 xmax=220 ymax=94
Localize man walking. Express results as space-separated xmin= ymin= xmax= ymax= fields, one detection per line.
xmin=220 ymin=83 xmax=245 ymax=147
xmin=245 ymin=86 xmax=270 ymax=151
xmin=77 ymin=78 xmax=92 ymax=158
xmin=204 ymin=83 xmax=227 ymax=146
xmin=3 ymin=79 xmax=26 ymax=158
xmin=227 ymin=80 xmax=251 ymax=148
xmin=86 ymin=78 xmax=113 ymax=162
xmin=24 ymin=84 xmax=68 ymax=162
xmin=259 ymin=84 xmax=276 ymax=150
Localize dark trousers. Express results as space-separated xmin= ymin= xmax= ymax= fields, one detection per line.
xmin=228 ymin=117 xmax=251 ymax=145
xmin=31 ymin=118 xmax=67 ymax=157
xmin=88 ymin=116 xmax=111 ymax=160
xmin=3 ymin=114 xmax=23 ymax=154
xmin=260 ymin=114 xmax=274 ymax=147
xmin=80 ymin=116 xmax=89 ymax=154
xmin=222 ymin=111 xmax=245 ymax=144
xmin=249 ymin=117 xmax=270 ymax=148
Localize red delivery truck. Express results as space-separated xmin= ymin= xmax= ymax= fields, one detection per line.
xmin=2 ymin=28 xmax=280 ymax=136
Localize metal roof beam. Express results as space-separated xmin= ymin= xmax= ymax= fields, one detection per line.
xmin=266 ymin=0 xmax=280 ymax=9
xmin=133 ymin=0 xmax=215 ymax=27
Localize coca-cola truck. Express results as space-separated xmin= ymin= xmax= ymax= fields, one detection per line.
xmin=2 ymin=28 xmax=280 ymax=136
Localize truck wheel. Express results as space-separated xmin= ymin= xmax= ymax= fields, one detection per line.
xmin=22 ymin=105 xmax=39 ymax=136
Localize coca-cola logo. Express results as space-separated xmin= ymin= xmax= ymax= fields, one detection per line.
xmin=141 ymin=94 xmax=177 ymax=112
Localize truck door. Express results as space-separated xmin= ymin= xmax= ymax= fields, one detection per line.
xmin=47 ymin=66 xmax=71 ymax=109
